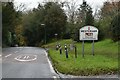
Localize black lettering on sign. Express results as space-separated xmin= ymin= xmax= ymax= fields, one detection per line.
xmin=81 ymin=30 xmax=97 ymax=32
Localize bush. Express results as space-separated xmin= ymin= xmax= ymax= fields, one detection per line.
xmin=111 ymin=14 xmax=120 ymax=42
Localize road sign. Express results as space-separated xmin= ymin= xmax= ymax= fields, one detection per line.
xmin=79 ymin=26 xmax=99 ymax=57
xmin=79 ymin=26 xmax=98 ymax=40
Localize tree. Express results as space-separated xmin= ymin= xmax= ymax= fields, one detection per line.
xmin=44 ymin=2 xmax=67 ymax=40
xmin=22 ymin=11 xmax=42 ymax=46
xmin=60 ymin=0 xmax=79 ymax=39
xmin=110 ymin=13 xmax=120 ymax=42
xmin=15 ymin=25 xmax=26 ymax=46
xmin=23 ymin=2 xmax=67 ymax=46
xmin=2 ymin=2 xmax=19 ymax=47
xmin=77 ymin=0 xmax=94 ymax=26
xmin=62 ymin=0 xmax=78 ymax=24
xmin=85 ymin=7 xmax=94 ymax=26
xmin=72 ymin=0 xmax=94 ymax=41
xmin=98 ymin=1 xmax=119 ymax=38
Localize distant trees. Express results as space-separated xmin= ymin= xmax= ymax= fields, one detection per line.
xmin=98 ymin=1 xmax=119 ymax=40
xmin=23 ymin=2 xmax=67 ymax=46
xmin=2 ymin=2 xmax=21 ymax=47
xmin=85 ymin=7 xmax=94 ymax=26
xmin=44 ymin=2 xmax=67 ymax=40
xmin=2 ymin=0 xmax=119 ymax=47
xmin=71 ymin=0 xmax=94 ymax=41
xmin=22 ymin=7 xmax=48 ymax=46
xmin=110 ymin=14 xmax=120 ymax=42
xmin=60 ymin=0 xmax=79 ymax=39
xmin=15 ymin=25 xmax=26 ymax=46
xmin=77 ymin=0 xmax=94 ymax=26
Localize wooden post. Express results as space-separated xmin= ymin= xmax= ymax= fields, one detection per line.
xmin=92 ymin=40 xmax=94 ymax=56
xmin=82 ymin=40 xmax=84 ymax=57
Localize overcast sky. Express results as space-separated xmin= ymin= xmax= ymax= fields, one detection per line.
xmin=14 ymin=0 xmax=108 ymax=12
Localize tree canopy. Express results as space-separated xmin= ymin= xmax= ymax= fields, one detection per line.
xmin=2 ymin=2 xmax=20 ymax=46
xmin=2 ymin=0 xmax=119 ymax=47
xmin=111 ymin=14 xmax=120 ymax=42
xmin=23 ymin=2 xmax=67 ymax=46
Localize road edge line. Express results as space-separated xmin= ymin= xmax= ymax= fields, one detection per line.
xmin=44 ymin=50 xmax=56 ymax=74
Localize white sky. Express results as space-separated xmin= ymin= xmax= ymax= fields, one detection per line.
xmin=14 ymin=0 xmax=108 ymax=12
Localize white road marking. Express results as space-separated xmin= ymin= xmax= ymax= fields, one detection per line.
xmin=14 ymin=55 xmax=37 ymax=62
xmin=5 ymin=54 xmax=12 ymax=58
xmin=26 ymin=56 xmax=29 ymax=59
xmin=53 ymin=76 xmax=57 ymax=79
xmin=44 ymin=50 xmax=55 ymax=74
xmin=23 ymin=56 xmax=27 ymax=59
xmin=0 ymin=55 xmax=1 ymax=57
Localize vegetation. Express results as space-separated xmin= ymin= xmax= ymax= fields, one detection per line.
xmin=2 ymin=1 xmax=120 ymax=47
xmin=2 ymin=0 xmax=119 ymax=76
xmin=110 ymin=14 xmax=120 ymax=42
xmin=22 ymin=2 xmax=67 ymax=46
xmin=46 ymin=39 xmax=118 ymax=75
xmin=2 ymin=2 xmax=23 ymax=47
xmin=99 ymin=1 xmax=120 ymax=40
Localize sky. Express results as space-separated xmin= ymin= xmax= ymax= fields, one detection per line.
xmin=14 ymin=0 xmax=108 ymax=12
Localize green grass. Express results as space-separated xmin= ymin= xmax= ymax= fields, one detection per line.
xmin=45 ymin=39 xmax=118 ymax=76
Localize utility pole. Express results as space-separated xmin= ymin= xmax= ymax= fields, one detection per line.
xmin=41 ymin=24 xmax=46 ymax=44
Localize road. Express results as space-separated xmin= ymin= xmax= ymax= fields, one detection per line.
xmin=2 ymin=47 xmax=58 ymax=79
xmin=2 ymin=47 xmax=119 ymax=80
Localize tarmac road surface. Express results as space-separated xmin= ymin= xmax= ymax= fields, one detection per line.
xmin=2 ymin=47 xmax=57 ymax=78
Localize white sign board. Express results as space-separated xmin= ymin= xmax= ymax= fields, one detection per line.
xmin=79 ymin=26 xmax=98 ymax=40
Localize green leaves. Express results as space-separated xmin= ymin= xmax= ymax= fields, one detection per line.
xmin=85 ymin=8 xmax=94 ymax=26
xmin=23 ymin=2 xmax=67 ymax=46
xmin=2 ymin=2 xmax=20 ymax=47
xmin=111 ymin=14 xmax=120 ymax=42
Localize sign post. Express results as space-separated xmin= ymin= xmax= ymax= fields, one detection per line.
xmin=79 ymin=26 xmax=98 ymax=57
xmin=82 ymin=40 xmax=84 ymax=57
xmin=92 ymin=40 xmax=94 ymax=56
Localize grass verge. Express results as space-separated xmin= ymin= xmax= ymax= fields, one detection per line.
xmin=45 ymin=39 xmax=118 ymax=76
